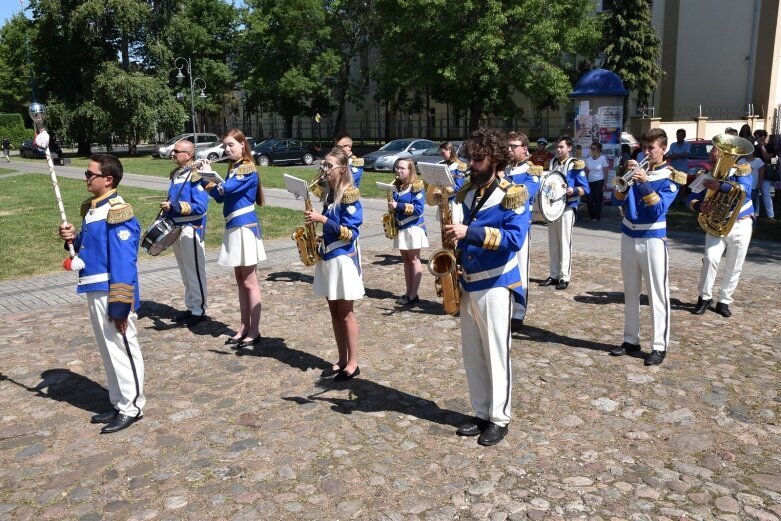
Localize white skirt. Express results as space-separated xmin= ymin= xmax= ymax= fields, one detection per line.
xmin=313 ymin=254 xmax=364 ymax=301
xmin=394 ymin=225 xmax=429 ymax=251
xmin=218 ymin=226 xmax=267 ymax=267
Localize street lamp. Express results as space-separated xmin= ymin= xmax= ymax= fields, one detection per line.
xmin=174 ymin=57 xmax=207 ymax=146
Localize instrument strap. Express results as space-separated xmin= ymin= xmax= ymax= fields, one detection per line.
xmin=465 ymin=177 xmax=499 ymax=225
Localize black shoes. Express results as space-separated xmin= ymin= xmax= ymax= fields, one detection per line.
xmin=395 ymin=295 xmax=419 ymax=307
xmin=236 ymin=336 xmax=262 ymax=349
xmin=692 ymin=297 xmax=712 ymax=315
xmin=100 ymin=413 xmax=142 ymax=434
xmin=185 ymin=314 xmax=207 ymax=327
xmin=644 ymin=350 xmax=666 ymax=366
xmin=510 ymin=318 xmax=524 ymax=332
xmin=320 ymin=365 xmax=344 ymax=378
xmin=715 ymin=302 xmax=732 ymax=317
xmin=172 ymin=310 xmax=192 ymax=323
xmin=539 ymin=277 xmax=558 ymax=287
xmin=555 ymin=280 xmax=569 ymax=290
xmin=477 ymin=423 xmax=508 ymax=446
xmin=90 ymin=409 xmax=118 ymax=424
xmin=609 ymin=342 xmax=641 ymax=356
xmin=224 ymin=335 xmax=246 ymax=346
xmin=334 ymin=367 xmax=360 ymax=381
xmin=457 ymin=417 xmax=489 ymax=437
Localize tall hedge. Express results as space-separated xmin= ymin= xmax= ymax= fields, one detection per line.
xmin=0 ymin=113 xmax=34 ymax=147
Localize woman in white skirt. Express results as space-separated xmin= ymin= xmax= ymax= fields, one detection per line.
xmin=389 ymin=158 xmax=429 ymax=307
xmin=305 ymin=147 xmax=364 ymax=381
xmin=202 ymin=129 xmax=266 ymax=348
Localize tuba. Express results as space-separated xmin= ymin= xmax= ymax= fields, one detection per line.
xmin=697 ymin=134 xmax=754 ymax=237
xmin=427 ymin=175 xmax=462 ymax=316
xmin=291 ymin=167 xmax=327 ymax=266
xmin=381 ymin=181 xmax=399 ymax=239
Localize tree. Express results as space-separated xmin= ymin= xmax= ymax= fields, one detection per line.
xmin=0 ymin=14 xmax=39 ymax=117
xmin=601 ymin=0 xmax=664 ymax=110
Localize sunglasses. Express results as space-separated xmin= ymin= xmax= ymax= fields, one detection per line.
xmin=84 ymin=170 xmax=109 ymax=180
xmin=172 ymin=149 xmax=190 ymax=154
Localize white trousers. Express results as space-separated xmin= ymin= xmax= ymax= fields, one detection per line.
xmin=460 ymin=286 xmax=513 ymax=427
xmin=698 ymin=217 xmax=752 ymax=305
xmin=172 ymin=225 xmax=207 ymax=316
xmin=621 ymin=235 xmax=670 ymax=352
xmin=548 ymin=208 xmax=575 ymax=281
xmin=87 ymin=292 xmax=145 ymax=416
xmin=512 ymin=230 xmax=531 ymax=320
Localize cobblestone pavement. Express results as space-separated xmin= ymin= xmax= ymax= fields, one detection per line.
xmin=1 ymin=165 xmax=780 ymax=520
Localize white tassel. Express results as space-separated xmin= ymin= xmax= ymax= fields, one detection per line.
xmin=34 ymin=130 xmax=50 ymax=149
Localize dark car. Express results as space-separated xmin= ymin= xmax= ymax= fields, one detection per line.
xmin=251 ymin=138 xmax=319 ymax=167
xmin=19 ymin=139 xmax=63 ymax=159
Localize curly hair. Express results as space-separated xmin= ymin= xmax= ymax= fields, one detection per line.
xmin=466 ymin=127 xmax=512 ymax=172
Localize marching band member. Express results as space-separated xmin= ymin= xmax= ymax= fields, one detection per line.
xmin=540 ymin=135 xmax=589 ymax=290
xmin=389 ymin=158 xmax=429 ymax=307
xmin=504 ymin=131 xmax=541 ymax=330
xmin=688 ymin=147 xmax=754 ymax=318
xmin=163 ymin=140 xmax=209 ymax=327
xmin=58 ymin=154 xmax=145 ymax=433
xmin=444 ymin=128 xmax=527 ymax=446
xmin=334 ymin=132 xmax=364 ymax=188
xmin=610 ymin=128 xmax=686 ymax=366
xmin=202 ymin=129 xmax=266 ymax=349
xmin=426 ymin=141 xmax=467 ymax=226
xmin=305 ymin=147 xmax=364 ymax=381
xmin=530 ymin=137 xmax=552 ymax=168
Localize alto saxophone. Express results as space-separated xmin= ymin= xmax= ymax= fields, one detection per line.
xmin=291 ymin=168 xmax=326 ymax=266
xmin=427 ymin=179 xmax=461 ymax=316
xmin=381 ymin=182 xmax=398 ymax=239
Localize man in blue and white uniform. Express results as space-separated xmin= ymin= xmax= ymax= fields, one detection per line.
xmin=163 ymin=140 xmax=209 ymax=327
xmin=504 ymin=131 xmax=541 ymax=330
xmin=688 ymin=149 xmax=754 ymax=318
xmin=609 ymin=128 xmax=686 ymax=366
xmin=444 ymin=128 xmax=527 ymax=446
xmin=58 ymin=154 xmax=145 ymax=433
xmin=540 ymin=135 xmax=589 ymax=290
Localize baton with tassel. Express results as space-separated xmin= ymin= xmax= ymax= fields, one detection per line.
xmin=29 ymin=102 xmax=85 ymax=272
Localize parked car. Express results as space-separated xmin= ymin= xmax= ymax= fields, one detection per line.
xmin=414 ymin=141 xmax=466 ymax=165
xmin=195 ymin=138 xmax=257 ymax=161
xmin=154 ymin=133 xmax=220 ymax=158
xmin=362 ymin=139 xmax=436 ymax=171
xmin=621 ymin=132 xmax=640 ymax=154
xmin=19 ymin=139 xmax=62 ymax=159
xmin=684 ymin=139 xmax=713 ymax=185
xmin=251 ymin=138 xmax=318 ymax=166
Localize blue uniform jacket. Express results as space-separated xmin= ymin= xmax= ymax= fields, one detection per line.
xmin=393 ymin=179 xmax=426 ymax=231
xmin=612 ymin=163 xmax=681 ymax=238
xmin=207 ymin=160 xmax=262 ymax=238
xmin=507 ymin=161 xmax=541 ymax=225
xmin=168 ymin=166 xmax=209 ymax=239
xmin=72 ymin=189 xmax=140 ymax=319
xmin=551 ymin=157 xmax=590 ymax=208
xmin=320 ymin=187 xmax=363 ymax=270
xmin=350 ymin=156 xmax=364 ymax=188
xmin=447 ymin=161 xmax=467 ymax=202
xmin=687 ymin=166 xmax=754 ymax=221
xmin=456 ymin=178 xmax=527 ymax=296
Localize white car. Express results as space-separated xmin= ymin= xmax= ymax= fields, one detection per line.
xmin=195 ymin=140 xmax=226 ymax=161
xmin=155 ymin=132 xmax=220 ymax=158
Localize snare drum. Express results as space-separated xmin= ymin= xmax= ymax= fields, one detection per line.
xmin=141 ymin=217 xmax=182 ymax=256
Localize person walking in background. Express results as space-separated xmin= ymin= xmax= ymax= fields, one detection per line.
xmin=739 ymin=124 xmax=755 ymax=145
xmin=754 ymin=129 xmax=776 ymax=221
xmin=2 ymin=137 xmax=12 ymax=162
xmin=334 ymin=132 xmax=364 ymax=188
xmin=584 ymin=141 xmax=608 ymax=221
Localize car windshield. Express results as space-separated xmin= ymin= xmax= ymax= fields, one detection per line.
xmin=422 ymin=145 xmax=441 ymax=155
xmin=252 ymin=139 xmax=275 ymax=150
xmin=690 ymin=142 xmax=712 ymax=159
xmin=379 ymin=140 xmax=413 ymax=152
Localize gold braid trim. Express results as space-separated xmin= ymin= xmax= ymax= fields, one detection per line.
xmin=528 ymin=165 xmax=543 ymax=176
xmin=735 ymin=163 xmax=752 ymax=176
xmin=235 ymin=162 xmax=256 ymax=176
xmin=351 ymin=156 xmax=364 ymax=167
xmin=411 ymin=179 xmax=424 ymax=192
xmin=109 ymin=283 xmax=135 ymax=304
xmin=482 ymin=227 xmax=501 ymax=250
xmin=179 ymin=201 xmax=192 ymax=215
xmin=573 ymin=160 xmax=586 ymax=170
xmin=669 ymin=169 xmax=688 ymax=185
xmin=501 ymin=184 xmax=528 ymax=209
xmin=342 ymin=187 xmax=360 ymax=204
xmin=642 ymin=192 xmax=661 ymax=206
xmin=107 ymin=199 xmax=134 ymax=224
xmin=498 ymin=178 xmax=512 ymax=190
xmin=456 ymin=161 xmax=467 ymax=171
xmin=404 ymin=203 xmax=414 ymax=215
xmin=338 ymin=226 xmax=353 ymax=241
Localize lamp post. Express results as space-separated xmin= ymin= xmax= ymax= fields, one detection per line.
xmin=174 ymin=57 xmax=207 ymax=146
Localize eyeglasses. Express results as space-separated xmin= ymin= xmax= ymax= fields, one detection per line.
xmin=322 ymin=162 xmax=339 ymax=170
xmin=337 ymin=143 xmax=352 ymax=149
xmin=508 ymin=144 xmax=525 ymax=150
xmin=84 ymin=170 xmax=108 ymax=180
xmin=467 ymin=154 xmax=486 ymax=163
xmin=172 ymin=149 xmax=190 ymax=154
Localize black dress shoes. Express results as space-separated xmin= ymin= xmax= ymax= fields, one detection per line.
xmin=100 ymin=413 xmax=142 ymax=434
xmin=236 ymin=336 xmax=262 ymax=349
xmin=334 ymin=367 xmax=360 ymax=381
xmin=172 ymin=310 xmax=192 ymax=323
xmin=224 ymin=335 xmax=246 ymax=346
xmin=539 ymin=277 xmax=558 ymax=287
xmin=477 ymin=422 xmax=508 ymax=446
xmin=510 ymin=318 xmax=524 ymax=332
xmin=644 ymin=350 xmax=666 ymax=366
xmin=456 ymin=417 xmax=489 ymax=437
xmin=609 ymin=342 xmax=641 ymax=356
xmin=715 ymin=302 xmax=732 ymax=317
xmin=555 ymin=280 xmax=569 ymax=290
xmin=185 ymin=314 xmax=207 ymax=327
xmin=402 ymin=296 xmax=420 ymax=307
xmin=692 ymin=297 xmax=712 ymax=315
xmin=395 ymin=295 xmax=410 ymax=306
xmin=90 ymin=409 xmax=118 ymax=424
xmin=320 ymin=365 xmax=344 ymax=378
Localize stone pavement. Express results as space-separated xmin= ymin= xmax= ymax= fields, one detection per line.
xmin=0 ymin=164 xmax=780 ymax=520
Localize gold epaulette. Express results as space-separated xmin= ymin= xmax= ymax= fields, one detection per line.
xmin=107 ymin=199 xmax=134 ymax=224
xmin=351 ymin=156 xmax=364 ymax=167
xmin=501 ymin=184 xmax=529 ymax=210
xmin=735 ymin=163 xmax=752 ymax=176
xmin=235 ymin=162 xmax=256 ymax=176
xmin=669 ymin=169 xmax=688 ymax=185
xmin=80 ymin=197 xmax=93 ymax=218
xmin=456 ymin=161 xmax=467 ymax=171
xmin=411 ymin=179 xmax=424 ymax=192
xmin=456 ymin=182 xmax=473 ymax=203
xmin=498 ymin=178 xmax=512 ymax=190
xmin=529 ymin=165 xmax=544 ymax=176
xmin=342 ymin=187 xmax=360 ymax=204
xmin=573 ymin=160 xmax=586 ymax=170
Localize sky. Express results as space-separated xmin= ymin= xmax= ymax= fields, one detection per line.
xmin=1 ymin=0 xmax=28 ymax=26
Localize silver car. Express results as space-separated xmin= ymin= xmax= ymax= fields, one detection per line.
xmin=362 ymin=138 xmax=435 ymax=172
xmin=155 ymin=132 xmax=220 ymax=158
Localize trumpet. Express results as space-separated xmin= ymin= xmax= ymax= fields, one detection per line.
xmin=615 ymin=158 xmax=650 ymax=193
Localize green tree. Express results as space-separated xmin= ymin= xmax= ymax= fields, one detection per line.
xmin=0 ymin=14 xmax=39 ymax=117
xmin=601 ymin=0 xmax=664 ymax=109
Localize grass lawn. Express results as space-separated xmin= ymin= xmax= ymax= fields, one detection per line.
xmin=0 ymin=174 xmax=301 ymax=281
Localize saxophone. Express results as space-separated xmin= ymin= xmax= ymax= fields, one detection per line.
xmin=427 ymin=177 xmax=461 ymax=316
xmin=291 ymin=168 xmax=326 ymax=266
xmin=698 ymin=134 xmax=755 ymax=237
xmin=381 ymin=181 xmax=398 ymax=239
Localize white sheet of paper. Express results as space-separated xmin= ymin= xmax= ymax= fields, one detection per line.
xmin=283 ymin=174 xmax=309 ymax=199
xmin=687 ymin=171 xmax=711 ymax=193
xmin=375 ymin=181 xmax=396 ymax=193
xmin=417 ymin=162 xmax=454 ymax=188
xmin=197 ymin=170 xmax=224 ymax=183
